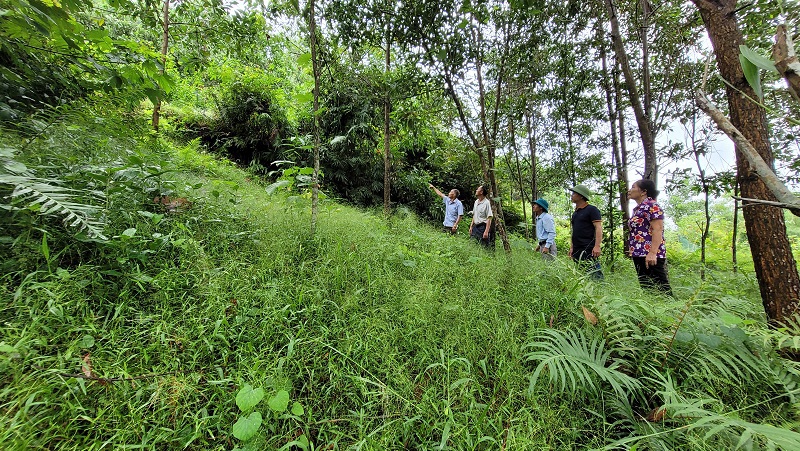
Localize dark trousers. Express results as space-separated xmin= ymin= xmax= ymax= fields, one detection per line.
xmin=470 ymin=223 xmax=493 ymax=248
xmin=573 ymin=249 xmax=603 ymax=280
xmin=632 ymin=257 xmax=673 ymax=295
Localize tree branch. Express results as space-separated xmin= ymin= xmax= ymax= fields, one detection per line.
xmin=695 ymin=90 xmax=800 ymax=216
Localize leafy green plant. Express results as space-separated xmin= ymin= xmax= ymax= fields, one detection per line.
xmin=1 ymin=146 xmax=106 ymax=239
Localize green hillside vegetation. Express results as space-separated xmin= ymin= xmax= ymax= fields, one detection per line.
xmin=2 ymin=102 xmax=800 ymax=450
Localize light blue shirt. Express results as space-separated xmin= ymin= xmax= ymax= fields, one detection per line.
xmin=443 ymin=198 xmax=464 ymax=227
xmin=536 ymin=212 xmax=556 ymax=246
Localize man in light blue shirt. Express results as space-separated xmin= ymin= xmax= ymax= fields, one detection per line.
xmin=429 ymin=183 xmax=464 ymax=234
xmin=533 ymin=198 xmax=557 ymax=259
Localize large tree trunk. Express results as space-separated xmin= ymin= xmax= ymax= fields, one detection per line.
xmin=694 ymin=0 xmax=800 ymax=325
xmin=604 ymin=0 xmax=657 ymax=182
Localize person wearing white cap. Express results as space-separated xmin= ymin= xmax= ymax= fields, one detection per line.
xmin=568 ymin=184 xmax=603 ymax=279
xmin=532 ymin=198 xmax=556 ymax=259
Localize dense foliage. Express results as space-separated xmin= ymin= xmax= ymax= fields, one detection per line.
xmin=3 ymin=0 xmax=800 ymax=448
xmin=2 ymin=105 xmax=799 ymax=450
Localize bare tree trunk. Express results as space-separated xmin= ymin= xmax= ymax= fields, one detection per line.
xmin=604 ymin=0 xmax=657 ymax=182
xmin=733 ymin=179 xmax=739 ymax=273
xmin=309 ymin=0 xmax=321 ymax=234
xmin=525 ymin=109 xmax=538 ymax=200
xmin=640 ymin=0 xmax=652 ymax=125
xmin=693 ymin=0 xmax=800 ymax=325
xmin=383 ymin=34 xmax=391 ymax=217
xmin=151 ymin=0 xmax=170 ymax=132
xmin=689 ymin=111 xmax=709 ymax=280
xmin=507 ymin=119 xmax=530 ymax=238
xmin=601 ymin=39 xmax=630 ymax=249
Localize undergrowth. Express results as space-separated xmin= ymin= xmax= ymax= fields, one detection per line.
xmin=1 ymin=102 xmax=799 ymax=450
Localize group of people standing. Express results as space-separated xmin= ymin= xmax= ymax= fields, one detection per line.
xmin=429 ymin=179 xmax=673 ymax=295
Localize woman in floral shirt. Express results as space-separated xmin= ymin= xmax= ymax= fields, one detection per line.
xmin=627 ymin=179 xmax=673 ymax=295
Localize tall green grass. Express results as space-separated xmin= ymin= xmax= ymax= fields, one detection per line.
xmin=1 ymin=104 xmax=798 ymax=450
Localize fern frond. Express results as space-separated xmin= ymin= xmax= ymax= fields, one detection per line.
xmin=670 ymin=400 xmax=800 ymax=449
xmin=524 ymin=329 xmax=642 ymax=400
xmin=3 ymin=174 xmax=106 ymax=239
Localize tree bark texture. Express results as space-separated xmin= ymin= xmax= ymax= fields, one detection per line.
xmin=694 ymin=0 xmax=800 ymax=325
xmin=773 ymin=24 xmax=800 ymax=103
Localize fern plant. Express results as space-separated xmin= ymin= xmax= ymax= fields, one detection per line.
xmin=1 ymin=146 xmax=106 ymax=239
xmin=524 ymin=328 xmax=642 ymax=400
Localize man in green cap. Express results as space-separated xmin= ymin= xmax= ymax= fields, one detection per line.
xmin=532 ymin=198 xmax=556 ymax=259
xmin=568 ymin=184 xmax=603 ymax=279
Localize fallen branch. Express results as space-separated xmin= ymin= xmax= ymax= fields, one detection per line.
xmin=695 ymin=91 xmax=800 ymax=217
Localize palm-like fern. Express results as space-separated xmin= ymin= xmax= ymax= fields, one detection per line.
xmin=1 ymin=148 xmax=106 ymax=239
xmin=524 ymin=328 xmax=642 ymax=400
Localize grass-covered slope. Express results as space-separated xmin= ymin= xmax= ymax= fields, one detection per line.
xmin=2 ymin=105 xmax=799 ymax=450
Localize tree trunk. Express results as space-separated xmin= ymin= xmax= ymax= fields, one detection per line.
xmin=689 ymin=111 xmax=709 ymax=280
xmin=604 ymin=0 xmax=657 ymax=182
xmin=309 ymin=0 xmax=321 ymax=234
xmin=694 ymin=0 xmax=800 ymax=325
xmin=601 ymin=39 xmax=630 ymax=248
xmin=151 ymin=0 xmax=170 ymax=132
xmin=733 ymin=179 xmax=739 ymax=273
xmin=383 ymin=34 xmax=391 ymax=217
xmin=525 ymin=109 xmax=538 ymax=200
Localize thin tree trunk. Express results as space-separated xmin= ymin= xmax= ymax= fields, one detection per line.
xmin=733 ymin=179 xmax=739 ymax=273
xmin=689 ymin=111 xmax=709 ymax=280
xmin=601 ymin=39 xmax=630 ymax=250
xmin=640 ymin=0 xmax=652 ymax=125
xmin=309 ymin=0 xmax=321 ymax=234
xmin=151 ymin=0 xmax=170 ymax=132
xmin=525 ymin=109 xmax=538 ymax=200
xmin=605 ymin=0 xmax=657 ymax=183
xmin=383 ymin=34 xmax=391 ymax=217
xmin=508 ymin=119 xmax=530 ymax=238
xmin=693 ymin=0 xmax=800 ymax=325
xmin=614 ymin=58 xmax=631 ymax=243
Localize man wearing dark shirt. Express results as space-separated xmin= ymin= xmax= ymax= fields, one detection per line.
xmin=568 ymin=184 xmax=604 ymax=280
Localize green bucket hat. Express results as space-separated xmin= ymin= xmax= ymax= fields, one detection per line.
xmin=533 ymin=198 xmax=549 ymax=212
xmin=569 ymin=184 xmax=593 ymax=201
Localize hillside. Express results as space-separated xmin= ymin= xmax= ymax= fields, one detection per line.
xmin=1 ymin=105 xmax=799 ymax=450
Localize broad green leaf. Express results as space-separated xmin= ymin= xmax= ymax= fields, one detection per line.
xmin=719 ymin=312 xmax=742 ymax=325
xmin=80 ymin=335 xmax=95 ymax=349
xmin=296 ymin=92 xmax=313 ymax=103
xmin=739 ymin=54 xmax=763 ymax=100
xmin=232 ymin=411 xmax=262 ymax=441
xmin=329 ymin=135 xmax=346 ymax=145
xmin=268 ymin=390 xmax=290 ymax=412
xmin=291 ymin=401 xmax=304 ymax=416
xmin=739 ymin=45 xmax=778 ymax=73
xmin=236 ymin=384 xmax=265 ymax=411
xmin=297 ymin=52 xmax=311 ymax=66
xmin=122 ymin=228 xmax=136 ymax=237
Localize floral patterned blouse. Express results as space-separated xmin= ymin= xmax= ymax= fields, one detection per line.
xmin=628 ymin=197 xmax=666 ymax=258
